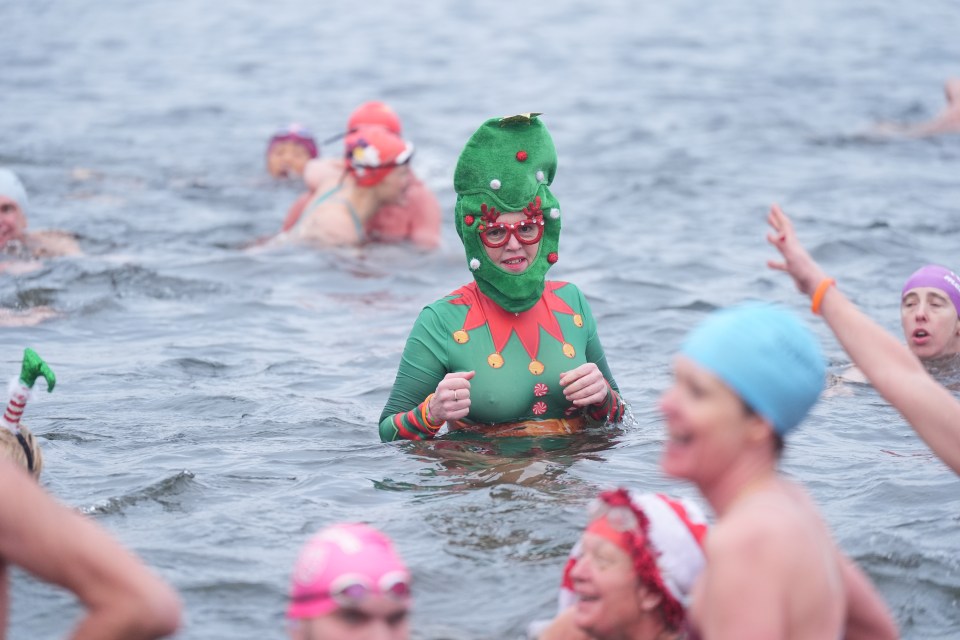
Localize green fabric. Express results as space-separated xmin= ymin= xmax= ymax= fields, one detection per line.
xmin=378 ymin=282 xmax=620 ymax=442
xmin=19 ymin=348 xmax=55 ymax=391
xmin=454 ymin=114 xmax=561 ymax=313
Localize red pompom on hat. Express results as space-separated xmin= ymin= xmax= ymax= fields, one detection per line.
xmin=345 ymin=125 xmax=414 ymax=187
xmin=347 ymin=101 xmax=403 ymax=136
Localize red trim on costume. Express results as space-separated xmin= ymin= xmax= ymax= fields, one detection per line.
xmin=448 ymin=282 xmax=575 ymax=360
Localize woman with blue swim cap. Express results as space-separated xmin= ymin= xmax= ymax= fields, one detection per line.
xmin=768 ymin=204 xmax=960 ymax=475
xmin=659 ymin=302 xmax=897 ymax=639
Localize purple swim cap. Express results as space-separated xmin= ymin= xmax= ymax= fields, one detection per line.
xmin=268 ymin=124 xmax=319 ymax=158
xmin=902 ymin=265 xmax=960 ymax=316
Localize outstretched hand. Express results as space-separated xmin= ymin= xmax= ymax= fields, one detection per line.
xmin=766 ymin=204 xmax=829 ymax=297
xmin=19 ymin=348 xmax=56 ymax=392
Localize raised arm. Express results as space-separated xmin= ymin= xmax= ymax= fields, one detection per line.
xmin=766 ymin=204 xmax=960 ymax=474
xmin=0 ymin=461 xmax=181 ymax=639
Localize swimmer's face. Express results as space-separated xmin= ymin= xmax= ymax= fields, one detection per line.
xmin=900 ymin=287 xmax=960 ymax=360
xmin=659 ymin=356 xmax=770 ymax=484
xmin=570 ymin=532 xmax=661 ymax=638
xmin=289 ymin=597 xmax=410 ymax=640
xmin=375 ymin=164 xmax=411 ymax=205
xmin=482 ymin=212 xmax=541 ymax=274
xmin=0 ymin=197 xmax=27 ymax=245
xmin=267 ymin=140 xmax=313 ymax=179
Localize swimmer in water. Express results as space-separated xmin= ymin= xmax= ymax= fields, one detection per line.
xmin=874 ymin=78 xmax=960 ymax=137
xmin=286 ymin=523 xmax=411 ymax=640
xmin=833 ymin=264 xmax=960 ymax=386
xmin=378 ymin=114 xmax=625 ymax=442
xmin=282 ymin=125 xmax=414 ymax=247
xmin=660 ymin=302 xmax=898 ymax=639
xmin=282 ymin=102 xmax=441 ymax=249
xmin=266 ymin=124 xmax=319 ymax=180
xmin=537 ymin=489 xmax=707 ymax=640
xmin=0 ymin=168 xmax=81 ymax=268
xmin=1 ymin=168 xmax=80 ymax=325
xmin=768 ymin=203 xmax=960 ymax=475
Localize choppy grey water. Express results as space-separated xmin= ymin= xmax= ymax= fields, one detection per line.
xmin=2 ymin=0 xmax=959 ymax=637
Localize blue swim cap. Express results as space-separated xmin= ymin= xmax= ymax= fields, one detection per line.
xmin=680 ymin=302 xmax=825 ymax=435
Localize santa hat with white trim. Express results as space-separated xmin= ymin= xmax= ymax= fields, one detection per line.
xmin=558 ymin=489 xmax=708 ymax=626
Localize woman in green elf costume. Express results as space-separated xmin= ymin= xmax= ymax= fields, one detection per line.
xmin=379 ymin=114 xmax=626 ymax=442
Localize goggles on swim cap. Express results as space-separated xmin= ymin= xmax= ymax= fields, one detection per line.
xmin=345 ymin=126 xmax=415 ymax=188
xmin=291 ymin=571 xmax=412 ymax=609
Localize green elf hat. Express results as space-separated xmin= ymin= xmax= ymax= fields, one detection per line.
xmin=454 ymin=113 xmax=562 ymax=313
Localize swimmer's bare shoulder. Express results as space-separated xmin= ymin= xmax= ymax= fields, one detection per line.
xmin=296 ymin=201 xmax=363 ymax=246
xmin=26 ymin=230 xmax=82 ymax=258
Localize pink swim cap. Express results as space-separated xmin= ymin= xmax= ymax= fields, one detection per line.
xmin=348 ymin=101 xmax=403 ymax=136
xmin=345 ymin=125 xmax=414 ymax=187
xmin=267 ymin=124 xmax=319 ymax=159
xmin=287 ymin=523 xmax=411 ymax=620
xmin=902 ymin=265 xmax=960 ymax=317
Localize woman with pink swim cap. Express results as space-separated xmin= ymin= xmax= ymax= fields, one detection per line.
xmin=537 ymin=489 xmax=708 ymax=640
xmin=282 ymin=102 xmax=441 ymax=249
xmin=767 ymin=204 xmax=960 ymax=475
xmin=287 ymin=523 xmax=412 ymax=640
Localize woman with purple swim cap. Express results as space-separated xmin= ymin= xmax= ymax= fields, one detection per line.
xmin=287 ymin=523 xmax=412 ymax=640
xmin=900 ymin=264 xmax=960 ymax=361
xmin=768 ymin=204 xmax=960 ymax=475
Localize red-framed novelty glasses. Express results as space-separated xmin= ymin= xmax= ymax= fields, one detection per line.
xmin=479 ymin=218 xmax=544 ymax=248
xmin=293 ymin=571 xmax=412 ymax=608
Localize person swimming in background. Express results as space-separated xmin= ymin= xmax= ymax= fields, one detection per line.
xmin=279 ymin=125 xmax=415 ymax=247
xmin=1 ymin=168 xmax=80 ymax=325
xmin=899 ymin=265 xmax=960 ymax=362
xmin=535 ymin=489 xmax=707 ymax=640
xmin=0 ymin=168 xmax=81 ymax=269
xmin=286 ymin=523 xmax=412 ymax=640
xmin=281 ymin=101 xmax=441 ymax=249
xmin=873 ymin=78 xmax=960 ymax=137
xmin=378 ymin=114 xmax=625 ymax=442
xmin=266 ymin=124 xmax=319 ymax=180
xmin=660 ymin=302 xmax=897 ymax=639
xmin=833 ymin=264 xmax=960 ymax=386
xmin=767 ymin=204 xmax=960 ymax=475
xmin=0 ymin=348 xmax=55 ymax=480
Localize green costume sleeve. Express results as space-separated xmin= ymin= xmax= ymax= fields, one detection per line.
xmin=379 ymin=306 xmax=450 ymax=442
xmin=577 ymin=288 xmax=627 ymax=423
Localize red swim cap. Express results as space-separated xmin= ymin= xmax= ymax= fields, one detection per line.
xmin=347 ymin=101 xmax=403 ymax=136
xmin=345 ymin=125 xmax=414 ymax=187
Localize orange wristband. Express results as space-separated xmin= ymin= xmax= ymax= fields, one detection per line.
xmin=811 ymin=278 xmax=836 ymax=315
xmin=422 ymin=393 xmax=444 ymax=431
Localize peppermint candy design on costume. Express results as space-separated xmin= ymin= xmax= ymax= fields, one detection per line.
xmin=533 ymin=383 xmax=549 ymax=397
xmin=532 ymin=401 xmax=547 ymax=415
xmin=564 ymin=405 xmax=579 ymax=417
